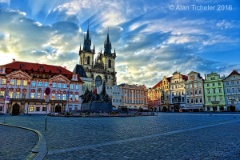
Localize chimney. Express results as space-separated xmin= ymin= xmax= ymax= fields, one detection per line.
xmin=13 ymin=58 xmax=16 ymax=62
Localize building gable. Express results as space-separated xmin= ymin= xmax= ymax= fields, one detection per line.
xmin=6 ymin=70 xmax=32 ymax=80
xmin=50 ymin=74 xmax=71 ymax=83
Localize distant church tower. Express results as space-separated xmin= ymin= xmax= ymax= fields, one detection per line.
xmin=76 ymin=25 xmax=117 ymax=90
xmin=79 ymin=24 xmax=95 ymax=70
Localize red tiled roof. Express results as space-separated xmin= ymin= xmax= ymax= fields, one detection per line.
xmin=182 ymin=75 xmax=188 ymax=81
xmin=226 ymin=70 xmax=240 ymax=78
xmin=152 ymin=80 xmax=162 ymax=89
xmin=1 ymin=61 xmax=72 ymax=74
xmin=1 ymin=61 xmax=83 ymax=83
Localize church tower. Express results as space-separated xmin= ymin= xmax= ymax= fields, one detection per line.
xmin=101 ymin=29 xmax=117 ymax=86
xmin=75 ymin=26 xmax=117 ymax=91
xmin=79 ymin=24 xmax=95 ymax=76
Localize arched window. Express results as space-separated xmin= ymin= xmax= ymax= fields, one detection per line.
xmin=108 ymin=59 xmax=111 ymax=68
xmin=87 ymin=56 xmax=90 ymax=65
xmin=95 ymin=75 xmax=102 ymax=88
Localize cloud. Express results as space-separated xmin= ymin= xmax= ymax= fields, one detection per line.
xmin=0 ymin=0 xmax=240 ymax=88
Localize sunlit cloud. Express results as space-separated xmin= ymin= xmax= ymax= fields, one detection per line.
xmin=0 ymin=0 xmax=239 ymax=88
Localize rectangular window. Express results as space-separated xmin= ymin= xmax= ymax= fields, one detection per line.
xmin=22 ymin=93 xmax=26 ymax=99
xmin=51 ymin=94 xmax=55 ymax=100
xmin=23 ymin=80 xmax=27 ymax=86
xmin=38 ymin=81 xmax=43 ymax=87
xmin=196 ymin=99 xmax=198 ymax=103
xmin=75 ymin=95 xmax=78 ymax=101
xmin=0 ymin=91 xmax=5 ymax=98
xmin=219 ymin=88 xmax=222 ymax=93
xmin=17 ymin=80 xmax=21 ymax=86
xmin=52 ymin=82 xmax=56 ymax=88
xmin=36 ymin=107 xmax=40 ymax=111
xmin=37 ymin=93 xmax=41 ymax=99
xmin=212 ymin=88 xmax=216 ymax=94
xmin=42 ymin=107 xmax=47 ymax=111
xmin=58 ymin=83 xmax=61 ymax=88
xmin=75 ymin=85 xmax=79 ymax=90
xmin=44 ymin=82 xmax=48 ymax=87
xmin=16 ymin=92 xmax=20 ymax=98
xmin=57 ymin=94 xmax=61 ymax=100
xmin=31 ymin=81 xmax=36 ymax=87
xmin=63 ymin=84 xmax=67 ymax=88
xmin=208 ymin=97 xmax=211 ymax=102
xmin=31 ymin=93 xmax=35 ymax=99
xmin=0 ymin=106 xmax=2 ymax=112
xmin=9 ymin=91 xmax=13 ymax=98
xmin=62 ymin=94 xmax=66 ymax=100
xmin=29 ymin=106 xmax=34 ymax=112
xmin=207 ymin=89 xmax=210 ymax=94
xmin=10 ymin=79 xmax=15 ymax=85
xmin=1 ymin=79 xmax=6 ymax=85
xmin=200 ymin=98 xmax=202 ymax=103
xmin=70 ymin=84 xmax=74 ymax=89
xmin=218 ymin=82 xmax=221 ymax=86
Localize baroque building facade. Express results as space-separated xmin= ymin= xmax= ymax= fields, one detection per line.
xmin=204 ymin=72 xmax=226 ymax=111
xmin=147 ymin=81 xmax=161 ymax=111
xmin=74 ymin=26 xmax=117 ymax=92
xmin=160 ymin=76 xmax=171 ymax=111
xmin=185 ymin=71 xmax=205 ymax=111
xmin=169 ymin=71 xmax=188 ymax=111
xmin=0 ymin=60 xmax=83 ymax=115
xmin=119 ymin=83 xmax=148 ymax=110
xmin=223 ymin=70 xmax=240 ymax=111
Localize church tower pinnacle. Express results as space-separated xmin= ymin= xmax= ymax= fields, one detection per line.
xmin=104 ymin=28 xmax=112 ymax=55
xmin=83 ymin=22 xmax=91 ymax=52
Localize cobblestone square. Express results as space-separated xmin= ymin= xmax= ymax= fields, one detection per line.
xmin=1 ymin=113 xmax=240 ymax=159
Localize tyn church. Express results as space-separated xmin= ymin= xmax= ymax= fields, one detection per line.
xmin=73 ymin=26 xmax=117 ymax=92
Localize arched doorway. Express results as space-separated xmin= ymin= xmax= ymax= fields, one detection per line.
xmin=55 ymin=105 xmax=62 ymax=113
xmin=12 ymin=103 xmax=20 ymax=116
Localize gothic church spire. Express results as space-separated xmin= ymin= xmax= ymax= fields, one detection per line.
xmin=83 ymin=22 xmax=91 ymax=52
xmin=104 ymin=28 xmax=112 ymax=55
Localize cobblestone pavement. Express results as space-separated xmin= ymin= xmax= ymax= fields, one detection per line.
xmin=1 ymin=113 xmax=240 ymax=159
xmin=0 ymin=124 xmax=38 ymax=160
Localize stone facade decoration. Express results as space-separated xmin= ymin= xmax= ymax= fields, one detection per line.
xmin=223 ymin=70 xmax=240 ymax=111
xmin=185 ymin=71 xmax=205 ymax=111
xmin=169 ymin=71 xmax=188 ymax=112
xmin=204 ymin=72 xmax=226 ymax=111
xmin=0 ymin=60 xmax=83 ymax=114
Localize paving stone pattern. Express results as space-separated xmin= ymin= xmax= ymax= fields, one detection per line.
xmin=0 ymin=125 xmax=38 ymax=160
xmin=1 ymin=113 xmax=240 ymax=159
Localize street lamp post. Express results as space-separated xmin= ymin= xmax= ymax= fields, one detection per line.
xmin=44 ymin=87 xmax=51 ymax=132
xmin=3 ymin=80 xmax=10 ymax=123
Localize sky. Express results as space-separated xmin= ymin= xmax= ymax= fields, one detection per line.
xmin=0 ymin=0 xmax=240 ymax=88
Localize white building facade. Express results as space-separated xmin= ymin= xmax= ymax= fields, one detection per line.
xmin=106 ymin=85 xmax=123 ymax=109
xmin=223 ymin=70 xmax=240 ymax=111
xmin=169 ymin=71 xmax=188 ymax=112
